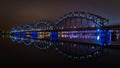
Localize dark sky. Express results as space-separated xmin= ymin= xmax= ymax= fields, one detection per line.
xmin=0 ymin=0 xmax=120 ymax=31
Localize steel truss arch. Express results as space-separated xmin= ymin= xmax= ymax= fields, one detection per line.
xmin=54 ymin=11 xmax=109 ymax=29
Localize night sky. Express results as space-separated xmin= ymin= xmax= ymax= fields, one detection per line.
xmin=0 ymin=0 xmax=120 ymax=31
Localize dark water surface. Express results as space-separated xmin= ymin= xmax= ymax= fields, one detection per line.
xmin=0 ymin=36 xmax=120 ymax=67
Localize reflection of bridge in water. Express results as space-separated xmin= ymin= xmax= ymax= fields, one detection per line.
xmin=11 ymin=11 xmax=120 ymax=46
xmin=10 ymin=36 xmax=103 ymax=61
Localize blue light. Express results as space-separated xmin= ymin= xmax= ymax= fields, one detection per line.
xmin=97 ymin=36 xmax=100 ymax=40
xmin=100 ymin=30 xmax=111 ymax=46
xmin=70 ymin=32 xmax=78 ymax=39
xmin=97 ymin=29 xmax=100 ymax=32
xmin=31 ymin=32 xmax=38 ymax=39
xmin=21 ymin=32 xmax=26 ymax=38
xmin=50 ymin=32 xmax=58 ymax=41
xmin=14 ymin=32 xmax=20 ymax=37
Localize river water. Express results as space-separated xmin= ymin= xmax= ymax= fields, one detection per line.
xmin=0 ymin=36 xmax=120 ymax=67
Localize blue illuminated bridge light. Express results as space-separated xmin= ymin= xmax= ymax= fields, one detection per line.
xmin=12 ymin=29 xmax=112 ymax=46
xmin=10 ymin=11 xmax=114 ymax=46
xmin=31 ymin=32 xmax=38 ymax=39
xmin=11 ymin=29 xmax=112 ymax=46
